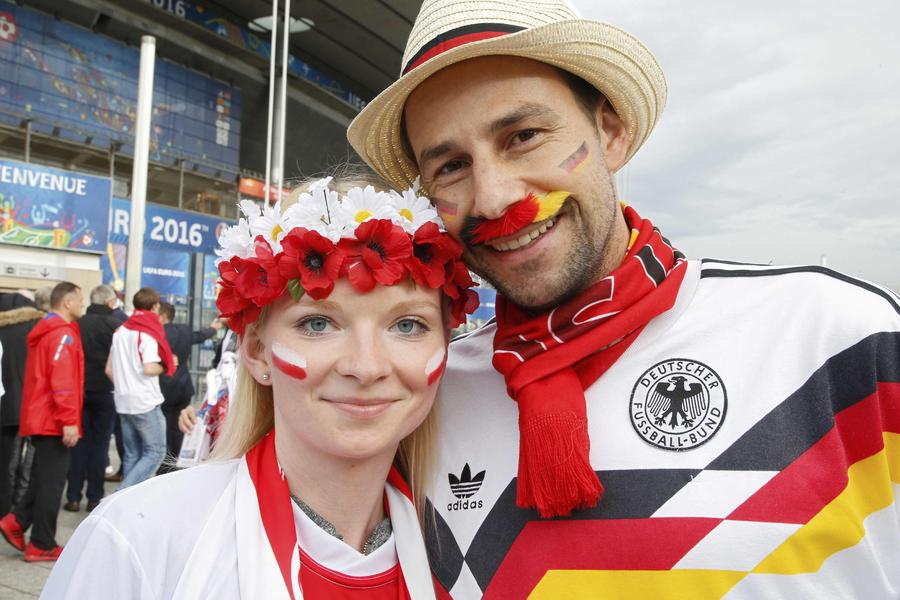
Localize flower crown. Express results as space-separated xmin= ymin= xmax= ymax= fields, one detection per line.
xmin=215 ymin=177 xmax=479 ymax=334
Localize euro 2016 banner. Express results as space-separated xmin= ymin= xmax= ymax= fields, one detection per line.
xmin=0 ymin=159 xmax=110 ymax=254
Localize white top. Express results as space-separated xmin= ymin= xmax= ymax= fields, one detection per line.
xmin=110 ymin=326 xmax=163 ymax=414
xmin=41 ymin=457 xmax=436 ymax=600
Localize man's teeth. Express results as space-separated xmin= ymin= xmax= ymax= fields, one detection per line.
xmin=488 ymin=218 xmax=556 ymax=252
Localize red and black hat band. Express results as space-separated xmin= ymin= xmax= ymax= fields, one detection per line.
xmin=402 ymin=23 xmax=526 ymax=75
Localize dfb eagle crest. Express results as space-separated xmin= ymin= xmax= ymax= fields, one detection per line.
xmin=630 ymin=358 xmax=727 ymax=451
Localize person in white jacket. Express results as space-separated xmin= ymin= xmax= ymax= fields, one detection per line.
xmin=41 ymin=174 xmax=477 ymax=599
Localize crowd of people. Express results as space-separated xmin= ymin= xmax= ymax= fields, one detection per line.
xmin=0 ymin=0 xmax=897 ymax=597
xmin=0 ymin=282 xmax=221 ymax=562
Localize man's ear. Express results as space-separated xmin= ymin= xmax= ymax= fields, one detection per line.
xmin=240 ymin=324 xmax=272 ymax=386
xmin=595 ymin=99 xmax=630 ymax=173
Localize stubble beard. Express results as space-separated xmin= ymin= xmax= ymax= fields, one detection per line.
xmin=465 ymin=197 xmax=618 ymax=312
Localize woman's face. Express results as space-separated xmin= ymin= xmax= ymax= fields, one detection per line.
xmin=251 ymin=279 xmax=446 ymax=463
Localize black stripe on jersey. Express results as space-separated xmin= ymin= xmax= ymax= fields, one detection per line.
xmin=450 ymin=317 xmax=496 ymax=343
xmin=700 ymin=257 xmax=771 ymax=267
xmin=440 ymin=468 xmax=700 ymax=592
xmin=708 ymin=331 xmax=900 ymax=471
xmin=424 ymin=500 xmax=466 ymax=592
xmin=700 ymin=265 xmax=900 ymax=316
xmin=636 ymin=245 xmax=666 ymax=286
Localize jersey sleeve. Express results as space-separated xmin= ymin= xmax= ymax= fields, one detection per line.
xmin=40 ymin=516 xmax=153 ymax=600
xmin=139 ymin=334 xmax=161 ymax=364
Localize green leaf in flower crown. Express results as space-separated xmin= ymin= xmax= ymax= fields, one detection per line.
xmin=287 ymin=278 xmax=305 ymax=302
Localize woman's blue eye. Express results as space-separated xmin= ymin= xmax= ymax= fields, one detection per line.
xmin=393 ymin=318 xmax=427 ymax=336
xmin=296 ymin=316 xmax=332 ymax=335
xmin=307 ymin=317 xmax=329 ymax=332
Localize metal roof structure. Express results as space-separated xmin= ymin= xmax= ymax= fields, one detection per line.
xmin=1 ymin=0 xmax=419 ymax=210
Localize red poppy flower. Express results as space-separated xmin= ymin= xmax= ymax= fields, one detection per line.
xmin=442 ymin=260 xmax=479 ymax=327
xmin=279 ymin=228 xmax=345 ymax=300
xmin=342 ymin=219 xmax=412 ymax=292
xmin=407 ymin=222 xmax=463 ymax=289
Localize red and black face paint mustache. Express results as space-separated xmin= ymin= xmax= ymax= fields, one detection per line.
xmin=460 ymin=191 xmax=570 ymax=246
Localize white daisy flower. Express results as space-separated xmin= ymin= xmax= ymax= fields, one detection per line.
xmin=248 ymin=201 xmax=290 ymax=253
xmin=389 ymin=186 xmax=440 ymax=234
xmin=215 ymin=218 xmax=252 ymax=263
xmin=333 ymin=185 xmax=398 ymax=237
xmin=238 ymin=199 xmax=261 ymax=220
xmin=282 ymin=186 xmax=343 ymax=242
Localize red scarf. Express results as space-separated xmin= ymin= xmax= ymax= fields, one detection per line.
xmin=123 ymin=310 xmax=177 ymax=376
xmin=493 ymin=204 xmax=687 ymax=517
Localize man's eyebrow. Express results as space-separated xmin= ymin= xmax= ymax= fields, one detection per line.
xmin=419 ymin=141 xmax=455 ymax=166
xmin=489 ymin=103 xmax=559 ymax=134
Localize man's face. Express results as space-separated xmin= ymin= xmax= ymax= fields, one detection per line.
xmin=64 ymin=288 xmax=84 ymax=321
xmin=404 ymin=56 xmax=629 ymax=310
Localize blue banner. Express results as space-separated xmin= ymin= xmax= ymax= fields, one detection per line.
xmin=0 ymin=159 xmax=109 ymax=254
xmin=471 ymin=287 xmax=496 ymax=322
xmin=108 ymin=197 xmax=231 ymax=255
xmin=100 ymin=245 xmax=191 ymax=302
xmin=0 ymin=2 xmax=242 ymax=176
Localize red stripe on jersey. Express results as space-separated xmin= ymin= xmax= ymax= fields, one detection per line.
xmin=482 ymin=517 xmax=721 ymax=599
xmin=728 ymin=382 xmax=900 ymax=524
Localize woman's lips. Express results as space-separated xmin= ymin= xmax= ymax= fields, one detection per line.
xmin=324 ymin=397 xmax=396 ymax=419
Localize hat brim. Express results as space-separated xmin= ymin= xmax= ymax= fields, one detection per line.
xmin=348 ymin=19 xmax=667 ymax=190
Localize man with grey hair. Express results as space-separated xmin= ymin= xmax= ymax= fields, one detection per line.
xmin=64 ymin=284 xmax=124 ymax=512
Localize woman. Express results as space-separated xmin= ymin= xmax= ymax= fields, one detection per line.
xmin=41 ymin=175 xmax=477 ymax=599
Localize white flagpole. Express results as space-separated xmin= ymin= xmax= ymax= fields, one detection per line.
xmin=263 ymin=0 xmax=279 ymax=207
xmin=275 ymin=0 xmax=291 ymax=206
xmin=125 ymin=35 xmax=156 ymax=312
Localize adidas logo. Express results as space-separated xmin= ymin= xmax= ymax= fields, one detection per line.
xmin=447 ymin=464 xmax=485 ymax=512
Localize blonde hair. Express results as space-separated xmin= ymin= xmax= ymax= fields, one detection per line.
xmin=211 ymin=169 xmax=438 ymax=513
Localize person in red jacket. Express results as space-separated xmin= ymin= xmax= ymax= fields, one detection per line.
xmin=0 ymin=281 xmax=84 ymax=562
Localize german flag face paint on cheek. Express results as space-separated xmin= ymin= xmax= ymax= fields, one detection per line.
xmin=434 ymin=199 xmax=459 ymax=225
xmin=426 ymin=347 xmax=446 ymax=386
xmin=270 ymin=342 xmax=308 ymax=380
xmin=558 ymin=141 xmax=590 ymax=173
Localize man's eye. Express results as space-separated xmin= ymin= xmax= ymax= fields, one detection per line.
xmin=512 ymin=129 xmax=538 ymax=145
xmin=437 ymin=159 xmax=465 ymax=175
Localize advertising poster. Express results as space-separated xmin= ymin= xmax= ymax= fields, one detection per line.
xmin=0 ymin=159 xmax=110 ymax=253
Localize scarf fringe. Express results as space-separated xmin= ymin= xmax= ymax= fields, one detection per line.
xmin=516 ymin=412 xmax=604 ymax=518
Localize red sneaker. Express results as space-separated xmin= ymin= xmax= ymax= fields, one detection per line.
xmin=24 ymin=542 xmax=63 ymax=562
xmin=0 ymin=513 xmax=25 ymax=551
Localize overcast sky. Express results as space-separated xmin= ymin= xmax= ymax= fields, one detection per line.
xmin=571 ymin=0 xmax=899 ymax=289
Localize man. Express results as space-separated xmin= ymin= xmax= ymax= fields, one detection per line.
xmin=64 ymin=284 xmax=125 ymax=512
xmin=0 ymin=291 xmax=44 ymax=516
xmin=107 ymin=287 xmax=175 ymax=489
xmin=0 ymin=282 xmax=84 ymax=562
xmin=156 ymin=302 xmax=220 ymax=473
xmin=348 ymin=1 xmax=900 ymax=597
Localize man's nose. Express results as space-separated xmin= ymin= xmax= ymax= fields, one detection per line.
xmin=470 ymin=160 xmax=527 ymax=221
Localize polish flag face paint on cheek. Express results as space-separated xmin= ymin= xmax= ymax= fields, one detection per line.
xmin=426 ymin=348 xmax=446 ymax=386
xmin=271 ymin=342 xmax=308 ymax=380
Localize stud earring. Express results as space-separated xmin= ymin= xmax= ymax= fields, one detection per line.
xmin=261 ymin=372 xmax=270 ymax=381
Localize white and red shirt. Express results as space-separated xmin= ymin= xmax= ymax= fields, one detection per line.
xmin=110 ymin=326 xmax=163 ymax=414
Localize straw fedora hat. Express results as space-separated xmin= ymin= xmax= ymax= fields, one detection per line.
xmin=347 ymin=0 xmax=667 ymax=190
